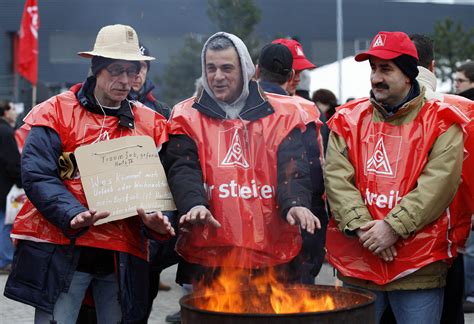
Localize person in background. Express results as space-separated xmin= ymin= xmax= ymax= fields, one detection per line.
xmin=454 ymin=61 xmax=474 ymax=100
xmin=130 ymin=43 xmax=179 ymax=319
xmin=0 ymin=100 xmax=21 ymax=274
xmin=4 ymin=24 xmax=175 ymax=323
xmin=325 ymin=31 xmax=467 ymax=324
xmin=271 ymin=38 xmax=316 ymax=97
xmin=408 ymin=33 xmax=474 ymax=323
xmin=130 ymin=43 xmax=171 ymax=119
xmin=311 ymin=88 xmax=339 ymax=152
xmin=256 ymin=43 xmax=327 ymax=283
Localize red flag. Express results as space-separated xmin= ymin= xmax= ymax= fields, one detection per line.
xmin=17 ymin=0 xmax=40 ymax=85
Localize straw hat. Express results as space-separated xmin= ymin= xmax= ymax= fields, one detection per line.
xmin=78 ymin=24 xmax=155 ymax=61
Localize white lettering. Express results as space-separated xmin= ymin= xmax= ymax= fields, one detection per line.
xmin=204 ymin=180 xmax=275 ymax=200
xmin=240 ymin=185 xmax=252 ymax=199
xmin=261 ymin=185 xmax=273 ymax=199
xmin=219 ymin=184 xmax=230 ymax=198
xmin=364 ymin=188 xmax=403 ymax=209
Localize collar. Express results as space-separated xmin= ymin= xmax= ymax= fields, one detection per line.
xmin=370 ymin=84 xmax=425 ymax=122
xmin=458 ymin=87 xmax=474 ymax=101
xmin=76 ymin=76 xmax=136 ymax=129
xmin=259 ymin=81 xmax=288 ymax=95
xmin=192 ymin=80 xmax=274 ymax=121
xmin=416 ymin=66 xmax=437 ymax=92
xmin=370 ymin=81 xmax=420 ymax=118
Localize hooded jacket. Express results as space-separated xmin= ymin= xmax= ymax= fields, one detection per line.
xmin=200 ymin=32 xmax=256 ymax=119
xmin=164 ymin=32 xmax=312 ymax=268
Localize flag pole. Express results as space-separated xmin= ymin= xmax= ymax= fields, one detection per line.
xmin=32 ymin=84 xmax=36 ymax=107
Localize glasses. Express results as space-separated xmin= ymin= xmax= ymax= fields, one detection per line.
xmin=454 ymin=78 xmax=469 ymax=84
xmin=105 ymin=65 xmax=139 ymax=78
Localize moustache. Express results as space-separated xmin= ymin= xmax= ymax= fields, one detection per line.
xmin=373 ymin=83 xmax=389 ymax=90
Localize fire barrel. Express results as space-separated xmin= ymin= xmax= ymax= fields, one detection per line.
xmin=180 ymin=284 xmax=376 ymax=324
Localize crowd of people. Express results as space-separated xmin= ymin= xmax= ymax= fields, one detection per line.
xmin=0 ymin=23 xmax=473 ymax=324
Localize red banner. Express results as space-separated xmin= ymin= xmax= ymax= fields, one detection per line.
xmin=17 ymin=0 xmax=39 ymax=85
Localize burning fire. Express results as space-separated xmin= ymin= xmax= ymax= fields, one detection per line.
xmin=192 ymin=266 xmax=336 ymax=314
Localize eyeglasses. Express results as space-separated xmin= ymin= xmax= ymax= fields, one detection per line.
xmin=454 ymin=78 xmax=470 ymax=84
xmin=105 ymin=65 xmax=139 ymax=78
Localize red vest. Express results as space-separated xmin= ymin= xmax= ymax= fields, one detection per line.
xmin=326 ymin=98 xmax=467 ymax=285
xmin=12 ymin=84 xmax=168 ymax=260
xmin=168 ymin=93 xmax=306 ymax=268
xmin=291 ymin=95 xmax=325 ymax=162
xmin=444 ymin=94 xmax=474 ymax=249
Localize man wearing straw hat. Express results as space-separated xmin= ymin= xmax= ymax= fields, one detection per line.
xmin=4 ymin=24 xmax=174 ymax=323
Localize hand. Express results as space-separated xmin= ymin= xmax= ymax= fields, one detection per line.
xmin=286 ymin=206 xmax=321 ymax=234
xmin=137 ymin=208 xmax=175 ymax=236
xmin=358 ymin=220 xmax=399 ymax=255
xmin=70 ymin=209 xmax=110 ymax=229
xmin=179 ymin=206 xmax=221 ymax=228
xmin=377 ymin=245 xmax=398 ymax=262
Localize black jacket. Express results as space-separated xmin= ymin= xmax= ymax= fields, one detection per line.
xmin=458 ymin=87 xmax=474 ymax=101
xmin=163 ymin=80 xmax=312 ymax=218
xmin=259 ymin=81 xmax=328 ymax=277
xmin=0 ymin=118 xmax=21 ymax=211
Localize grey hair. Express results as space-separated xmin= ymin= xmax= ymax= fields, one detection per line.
xmin=205 ymin=36 xmax=235 ymax=51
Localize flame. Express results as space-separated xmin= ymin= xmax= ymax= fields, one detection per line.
xmin=192 ymin=265 xmax=336 ymax=314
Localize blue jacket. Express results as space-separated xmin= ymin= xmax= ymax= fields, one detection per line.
xmin=4 ymin=81 xmax=173 ymax=323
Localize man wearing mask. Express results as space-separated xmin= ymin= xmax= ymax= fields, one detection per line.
xmin=165 ymin=32 xmax=320 ymax=286
xmin=325 ymin=31 xmax=467 ymax=323
xmin=4 ymin=24 xmax=174 ymax=323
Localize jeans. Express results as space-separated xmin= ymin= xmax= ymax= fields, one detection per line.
xmin=464 ymin=230 xmax=474 ymax=300
xmin=0 ymin=210 xmax=14 ymax=268
xmin=34 ymin=271 xmax=121 ymax=324
xmin=372 ymin=288 xmax=444 ymax=324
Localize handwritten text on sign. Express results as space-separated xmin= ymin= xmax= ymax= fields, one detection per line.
xmin=75 ymin=136 xmax=176 ymax=225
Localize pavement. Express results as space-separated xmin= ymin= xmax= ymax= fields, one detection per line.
xmin=1 ymin=263 xmax=473 ymax=323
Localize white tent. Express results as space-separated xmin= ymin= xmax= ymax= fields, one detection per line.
xmin=309 ymin=56 xmax=371 ymax=103
xmin=309 ymin=56 xmax=453 ymax=103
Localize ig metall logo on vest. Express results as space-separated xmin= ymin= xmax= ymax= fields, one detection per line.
xmin=218 ymin=127 xmax=251 ymax=169
xmin=364 ymin=133 xmax=402 ymax=178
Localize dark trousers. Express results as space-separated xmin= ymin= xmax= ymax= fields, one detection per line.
xmin=441 ymin=254 xmax=464 ymax=324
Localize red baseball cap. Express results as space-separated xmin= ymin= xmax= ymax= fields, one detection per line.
xmin=272 ymin=38 xmax=316 ymax=71
xmin=354 ymin=31 xmax=418 ymax=62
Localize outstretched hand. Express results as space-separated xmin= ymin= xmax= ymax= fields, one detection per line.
xmin=70 ymin=209 xmax=110 ymax=229
xmin=137 ymin=208 xmax=175 ymax=236
xmin=179 ymin=206 xmax=221 ymax=228
xmin=286 ymin=206 xmax=321 ymax=234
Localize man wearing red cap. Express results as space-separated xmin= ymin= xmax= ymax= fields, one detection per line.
xmin=272 ymin=38 xmax=316 ymax=96
xmin=325 ymin=31 xmax=468 ymax=323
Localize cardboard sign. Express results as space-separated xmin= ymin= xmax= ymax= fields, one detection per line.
xmin=75 ymin=136 xmax=176 ymax=225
